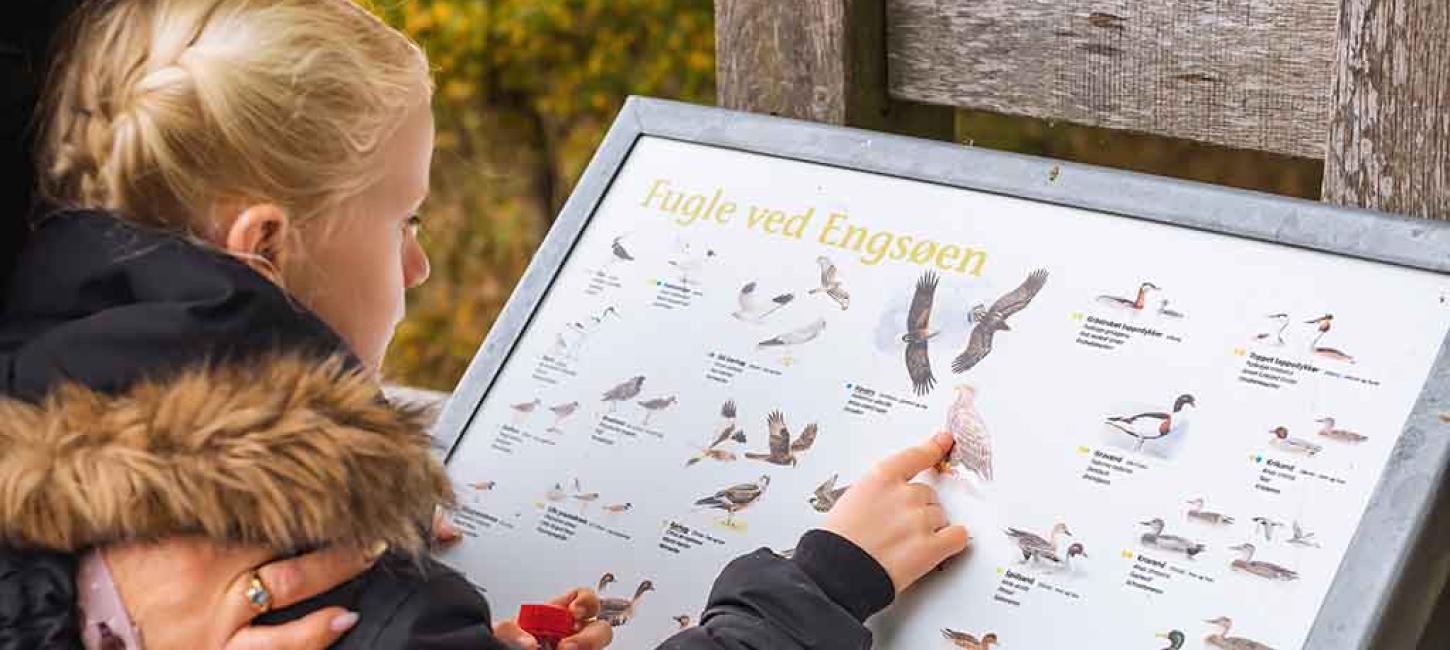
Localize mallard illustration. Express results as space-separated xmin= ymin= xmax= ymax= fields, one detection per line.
xmin=1186 ymin=498 xmax=1234 ymax=525
xmin=1228 ymin=543 xmax=1298 ymax=581
xmin=1006 ymin=522 xmax=1071 ymax=563
xmin=745 ymin=411 xmax=817 ymax=466
xmin=599 ymin=580 xmax=654 ymax=627
xmin=601 ymin=376 xmax=645 ymax=412
xmin=938 ymin=384 xmax=992 ymax=483
xmin=1139 ymin=518 xmax=1206 ymax=558
xmin=952 ymin=269 xmax=1049 ymax=373
xmin=902 ymin=271 xmax=940 ymax=395
xmin=733 ymin=281 xmax=794 ymax=322
xmin=810 ymin=255 xmax=850 ymax=310
xmin=809 ymin=474 xmax=849 ymax=513
xmin=694 ymin=475 xmax=770 ymax=524
xmin=1156 ymin=629 xmax=1186 ymax=649
xmin=637 ymin=395 xmax=678 ymax=425
xmin=1106 ymin=394 xmax=1195 ymax=452
xmin=1315 ymin=417 xmax=1367 ymax=443
xmin=1097 ymin=281 xmax=1159 ymax=311
xmin=1269 ymin=426 xmax=1321 ymax=456
xmin=1203 ymin=617 xmax=1275 ymax=650
xmin=940 ymin=629 xmax=999 ymax=649
xmin=757 ymin=318 xmax=827 ymax=348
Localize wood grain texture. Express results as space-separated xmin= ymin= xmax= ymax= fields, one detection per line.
xmin=887 ymin=0 xmax=1339 ymax=158
xmin=716 ymin=0 xmax=848 ymax=124
xmin=1324 ymin=0 xmax=1450 ymax=220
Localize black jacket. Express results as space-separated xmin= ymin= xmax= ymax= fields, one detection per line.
xmin=0 ymin=211 xmax=894 ymax=649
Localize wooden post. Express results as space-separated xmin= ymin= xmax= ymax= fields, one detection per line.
xmin=1324 ymin=0 xmax=1450 ymax=220
xmin=714 ymin=0 xmax=952 ymax=139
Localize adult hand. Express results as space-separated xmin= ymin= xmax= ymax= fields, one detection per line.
xmin=492 ymin=587 xmax=613 ymax=650
xmin=820 ymin=431 xmax=970 ymax=594
xmin=105 ymin=537 xmax=380 ymax=649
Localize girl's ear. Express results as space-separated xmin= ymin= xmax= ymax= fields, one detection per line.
xmin=225 ymin=204 xmax=291 ymax=281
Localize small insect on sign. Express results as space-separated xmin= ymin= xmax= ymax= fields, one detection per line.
xmin=435 ymin=98 xmax=1450 ymax=649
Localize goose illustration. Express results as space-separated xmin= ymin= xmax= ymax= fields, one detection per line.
xmin=547 ymin=401 xmax=580 ymax=433
xmin=1156 ymin=630 xmax=1186 ymax=650
xmin=1105 ymin=394 xmax=1195 ymax=452
xmin=940 ymin=629 xmax=999 ymax=649
xmin=939 ymin=385 xmax=992 ymax=483
xmin=599 ymin=580 xmax=654 ymax=627
xmin=1096 ymin=281 xmax=1158 ymax=310
xmin=637 ymin=395 xmax=678 ymax=425
xmin=1203 ymin=616 xmax=1275 ymax=650
xmin=1305 ymin=314 xmax=1355 ymax=363
xmin=609 ymin=236 xmax=634 ymax=263
xmin=694 ymin=475 xmax=770 ymax=524
xmin=732 ymin=281 xmax=794 ymax=322
xmin=1254 ymin=313 xmax=1290 ymax=346
xmin=1040 ymin=541 xmax=1088 ymax=572
xmin=745 ymin=411 xmax=817 ymax=466
xmin=1252 ymin=517 xmax=1284 ymax=542
xmin=1288 ymin=520 xmax=1320 ymax=548
xmin=1185 ymin=498 xmax=1235 ymax=525
xmin=902 ymin=271 xmax=941 ymax=395
xmin=757 ymin=318 xmax=827 ymax=348
xmin=1139 ymin=518 xmax=1206 ymax=558
xmin=811 ymin=256 xmax=851 ymax=310
xmin=1269 ymin=426 xmax=1322 ymax=456
xmin=809 ymin=474 xmax=850 ymax=513
xmin=1316 ymin=417 xmax=1367 ymax=443
xmin=597 ymin=572 xmax=615 ymax=592
xmin=601 ymin=376 xmax=645 ymax=412
xmin=952 ymin=268 xmax=1049 ymax=373
xmin=1006 ymin=522 xmax=1072 ymax=563
xmin=1228 ymin=543 xmax=1298 ymax=581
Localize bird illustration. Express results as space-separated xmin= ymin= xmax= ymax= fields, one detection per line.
xmin=1269 ymin=426 xmax=1322 ymax=456
xmin=1254 ymin=313 xmax=1290 ymax=345
xmin=603 ymin=503 xmax=633 ymax=514
xmin=637 ymin=395 xmax=678 ymax=425
xmin=669 ymin=243 xmax=716 ymax=284
xmin=546 ymin=483 xmax=567 ymax=502
xmin=757 ymin=318 xmax=827 ymax=348
xmin=809 ymin=474 xmax=849 ymax=513
xmin=939 ymin=384 xmax=992 ymax=483
xmin=1228 ymin=543 xmax=1298 ymax=581
xmin=1139 ymin=518 xmax=1206 ymax=558
xmin=1158 ymin=299 xmax=1185 ymax=319
xmin=810 ymin=256 xmax=851 ymax=310
xmin=940 ymin=629 xmax=999 ymax=649
xmin=686 ymin=447 xmax=740 ymax=467
xmin=745 ymin=411 xmax=817 ymax=466
xmin=1106 ymin=394 xmax=1196 ymax=452
xmin=610 ymin=236 xmax=634 ymax=263
xmin=572 ymin=492 xmax=600 ymax=505
xmin=687 ymin=402 xmax=747 ymax=466
xmin=601 ymin=376 xmax=645 ymax=412
xmin=952 ymin=269 xmax=1049 ymax=373
xmin=901 ymin=271 xmax=940 ymax=395
xmin=694 ymin=475 xmax=770 ymax=524
xmin=597 ymin=572 xmax=615 ymax=592
xmin=510 ymin=398 xmax=542 ymax=422
xmin=672 ymin=614 xmax=693 ymax=629
xmin=732 ymin=281 xmax=795 ymax=322
xmin=468 ymin=480 xmax=496 ymax=492
xmin=1186 ymin=498 xmax=1235 ymax=525
xmin=1156 ymin=629 xmax=1186 ymax=650
xmin=547 ymin=401 xmax=580 ymax=433
xmin=1316 ymin=417 xmax=1367 ymax=443
xmin=1203 ymin=616 xmax=1275 ymax=650
xmin=1305 ymin=314 xmax=1355 ymax=363
xmin=1005 ymin=522 xmax=1072 ymax=564
xmin=1096 ymin=281 xmax=1159 ymax=311
xmin=1252 ymin=517 xmax=1284 ymax=542
xmin=1039 ymin=541 xmax=1088 ymax=572
xmin=599 ymin=580 xmax=654 ymax=627
xmin=1288 ymin=520 xmax=1320 ymax=548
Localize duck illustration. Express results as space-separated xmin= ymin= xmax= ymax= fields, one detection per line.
xmin=1106 ymin=394 xmax=1195 ymax=452
xmin=940 ymin=629 xmax=999 ymax=649
xmin=744 ymin=411 xmax=817 ymax=466
xmin=1228 ymin=543 xmax=1298 ymax=581
xmin=811 ymin=256 xmax=851 ymax=310
xmin=1203 ymin=616 xmax=1275 ymax=650
xmin=1254 ymin=313 xmax=1290 ymax=346
xmin=1040 ymin=541 xmax=1088 ymax=572
xmin=1139 ymin=518 xmax=1206 ymax=558
xmin=547 ymin=401 xmax=580 ymax=433
xmin=733 ymin=281 xmax=794 ymax=322
xmin=1097 ymin=281 xmax=1158 ymax=310
xmin=599 ymin=580 xmax=654 ymax=627
xmin=939 ymin=385 xmax=992 ymax=483
xmin=1252 ymin=517 xmax=1284 ymax=542
xmin=601 ymin=376 xmax=645 ymax=412
xmin=1006 ymin=522 xmax=1072 ymax=564
xmin=1156 ymin=629 xmax=1186 ymax=650
xmin=1288 ymin=520 xmax=1320 ymax=548
xmin=809 ymin=474 xmax=849 ymax=513
xmin=1305 ymin=314 xmax=1355 ymax=363
xmin=902 ymin=271 xmax=941 ymax=395
xmin=952 ymin=269 xmax=1049 ymax=373
xmin=1269 ymin=426 xmax=1322 ymax=456
xmin=602 ymin=503 xmax=633 ymax=514
xmin=694 ymin=475 xmax=770 ymax=524
xmin=637 ymin=395 xmax=678 ymax=425
xmin=1316 ymin=417 xmax=1367 ymax=443
xmin=1186 ymin=498 xmax=1235 ymax=525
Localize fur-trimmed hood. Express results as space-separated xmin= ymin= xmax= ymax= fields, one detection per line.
xmin=0 ymin=355 xmax=453 ymax=554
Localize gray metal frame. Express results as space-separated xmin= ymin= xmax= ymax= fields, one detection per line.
xmin=434 ymin=96 xmax=1450 ymax=649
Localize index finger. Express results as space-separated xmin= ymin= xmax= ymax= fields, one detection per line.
xmin=877 ymin=431 xmax=954 ymax=481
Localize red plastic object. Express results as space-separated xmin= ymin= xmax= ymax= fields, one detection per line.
xmin=518 ymin=604 xmax=574 ymax=648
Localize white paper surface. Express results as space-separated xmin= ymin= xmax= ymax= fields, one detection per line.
xmin=440 ymin=136 xmax=1450 ymax=649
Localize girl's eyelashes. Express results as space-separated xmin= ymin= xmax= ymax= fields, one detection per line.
xmin=405 ymin=213 xmax=423 ymax=236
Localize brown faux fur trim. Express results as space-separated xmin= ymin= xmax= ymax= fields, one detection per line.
xmin=0 ymin=356 xmax=453 ymax=554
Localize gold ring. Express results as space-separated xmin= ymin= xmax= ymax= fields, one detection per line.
xmin=243 ymin=570 xmax=274 ymax=614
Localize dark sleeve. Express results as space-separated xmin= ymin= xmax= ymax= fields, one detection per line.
xmin=658 ymin=529 xmax=894 ymax=650
xmin=0 ymin=548 xmax=81 ymax=650
xmin=340 ymin=555 xmax=512 ymax=650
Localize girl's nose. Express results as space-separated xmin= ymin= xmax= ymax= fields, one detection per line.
xmin=403 ymin=236 xmax=431 ymax=289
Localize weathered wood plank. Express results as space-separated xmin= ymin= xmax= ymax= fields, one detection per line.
xmin=1324 ymin=0 xmax=1450 ymax=220
xmin=887 ymin=0 xmax=1338 ymax=158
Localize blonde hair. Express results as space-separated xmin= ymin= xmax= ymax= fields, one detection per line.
xmin=39 ymin=0 xmax=432 ymax=234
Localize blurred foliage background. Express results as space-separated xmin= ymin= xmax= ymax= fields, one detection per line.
xmin=375 ymin=0 xmax=1321 ymax=391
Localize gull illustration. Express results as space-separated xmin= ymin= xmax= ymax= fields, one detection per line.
xmin=732 ymin=281 xmax=795 ymax=322
xmin=901 ymin=271 xmax=940 ymax=396
xmin=940 ymin=384 xmax=992 ymax=483
xmin=810 ymin=256 xmax=850 ymax=310
xmin=694 ymin=475 xmax=770 ymax=524
xmin=809 ymin=474 xmax=850 ymax=513
xmin=638 ymin=395 xmax=678 ymax=425
xmin=601 ymin=376 xmax=645 ymax=412
xmin=1254 ymin=313 xmax=1290 ymax=345
xmin=745 ymin=411 xmax=817 ymax=466
xmin=757 ymin=318 xmax=826 ymax=348
xmin=953 ymin=269 xmax=1049 ymax=373
xmin=547 ymin=401 xmax=580 ymax=433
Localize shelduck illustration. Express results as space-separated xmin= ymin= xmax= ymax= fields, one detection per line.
xmin=1106 ymin=393 xmax=1196 ymax=452
xmin=1156 ymin=630 xmax=1186 ymax=650
xmin=1316 ymin=417 xmax=1367 ymax=443
xmin=952 ymin=268 xmax=1049 ymax=373
xmin=1254 ymin=313 xmax=1290 ymax=346
xmin=1096 ymin=281 xmax=1159 ymax=311
xmin=1269 ymin=426 xmax=1322 ymax=456
xmin=1228 ymin=543 xmax=1298 ymax=581
xmin=940 ymin=385 xmax=993 ymax=483
xmin=1305 ymin=314 xmax=1355 ymax=363
xmin=940 ymin=629 xmax=999 ymax=649
xmin=1006 ymin=522 xmax=1072 ymax=564
xmin=1139 ymin=518 xmax=1206 ymax=558
xmin=1203 ymin=616 xmax=1276 ymax=650
xmin=902 ymin=271 xmax=941 ymax=395
xmin=1186 ymin=498 xmax=1235 ymax=525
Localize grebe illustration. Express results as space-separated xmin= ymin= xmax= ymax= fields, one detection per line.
xmin=1254 ymin=313 xmax=1290 ymax=345
xmin=1305 ymin=314 xmax=1355 ymax=363
xmin=1097 ymin=281 xmax=1159 ymax=310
